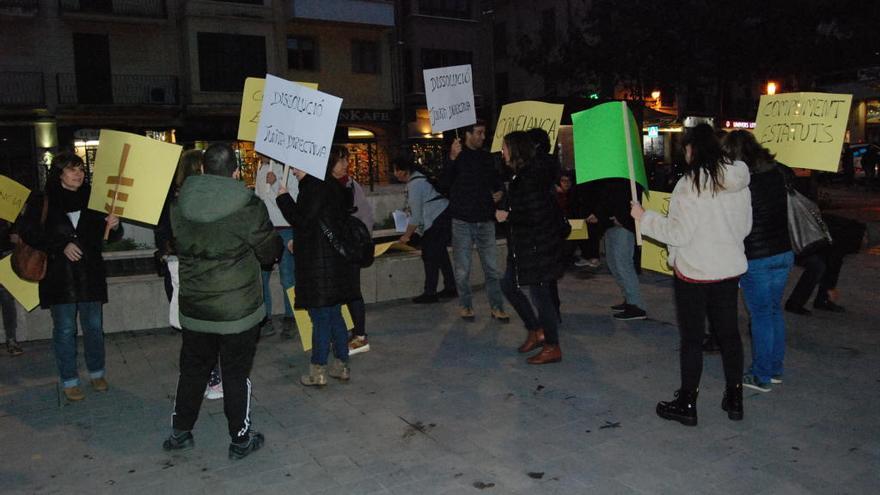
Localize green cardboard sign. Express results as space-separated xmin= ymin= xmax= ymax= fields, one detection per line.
xmin=573 ymin=102 xmax=648 ymax=191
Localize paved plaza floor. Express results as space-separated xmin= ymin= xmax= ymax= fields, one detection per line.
xmin=1 ymin=250 xmax=879 ymax=494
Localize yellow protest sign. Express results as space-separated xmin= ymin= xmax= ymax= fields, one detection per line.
xmin=567 ymin=219 xmax=589 ymax=240
xmin=374 ymin=241 xmax=417 ymax=258
xmin=0 ymin=256 xmax=39 ymax=311
xmin=754 ymin=92 xmax=853 ymax=172
xmin=87 ymin=130 xmax=181 ymax=225
xmin=237 ymin=77 xmax=319 ymax=142
xmin=286 ymin=287 xmax=354 ymax=352
xmin=491 ymin=100 xmax=565 ymax=153
xmin=640 ymin=191 xmax=673 ymax=276
xmin=0 ymin=175 xmax=30 ymax=222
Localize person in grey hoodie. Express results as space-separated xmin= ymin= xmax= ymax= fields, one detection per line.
xmin=631 ymin=124 xmax=752 ymax=427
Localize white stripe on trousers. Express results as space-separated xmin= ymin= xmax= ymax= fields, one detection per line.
xmin=237 ymin=378 xmax=252 ymax=438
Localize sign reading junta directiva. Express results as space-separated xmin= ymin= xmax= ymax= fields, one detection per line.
xmin=754 ymin=92 xmax=852 ymax=172
xmin=422 ymin=64 xmax=476 ymax=133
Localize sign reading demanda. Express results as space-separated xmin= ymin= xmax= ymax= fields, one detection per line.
xmin=255 ymin=74 xmax=343 ymax=181
xmin=422 ymin=64 xmax=476 ymax=133
xmin=491 ymin=101 xmax=564 ymax=153
xmin=754 ymin=92 xmax=853 ymax=172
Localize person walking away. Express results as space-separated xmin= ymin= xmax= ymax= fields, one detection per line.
xmin=255 ymin=155 xmax=298 ymax=338
xmin=1 ymin=219 xmax=23 ymax=355
xmin=163 ymin=144 xmax=281 ymax=460
xmin=19 ymin=153 xmax=123 ymax=401
xmin=394 ymin=159 xmax=456 ymax=304
xmin=631 ymin=124 xmax=752 ymax=426
xmin=439 ymin=121 xmax=509 ymax=322
xmin=276 ymin=146 xmax=361 ymax=386
xmin=496 ymin=131 xmax=567 ymax=364
xmin=722 ymin=130 xmax=794 ymax=392
xmin=329 ymin=148 xmax=374 ymax=355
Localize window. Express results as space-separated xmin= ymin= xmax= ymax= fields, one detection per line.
xmin=351 ymin=40 xmax=380 ymax=74
xmin=420 ymin=48 xmax=472 ymax=71
xmin=197 ymin=33 xmax=266 ymax=92
xmin=419 ymin=0 xmax=472 ymax=20
xmin=287 ymin=36 xmax=319 ymax=71
xmin=541 ymin=8 xmax=556 ymax=47
xmin=494 ymin=22 xmax=507 ymax=58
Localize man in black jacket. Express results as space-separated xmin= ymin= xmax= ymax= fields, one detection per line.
xmin=439 ymin=121 xmax=509 ymax=321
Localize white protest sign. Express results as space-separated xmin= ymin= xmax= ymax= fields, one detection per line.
xmin=423 ymin=64 xmax=476 ymax=133
xmin=255 ymin=74 xmax=343 ymax=181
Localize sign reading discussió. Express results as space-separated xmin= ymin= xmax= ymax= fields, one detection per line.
xmin=491 ymin=101 xmax=564 ymax=153
xmin=422 ymin=64 xmax=476 ymax=133
xmin=754 ymin=92 xmax=853 ymax=172
xmin=255 ymin=74 xmax=343 ymax=181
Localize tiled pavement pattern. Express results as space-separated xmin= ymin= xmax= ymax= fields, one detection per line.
xmin=1 ymin=253 xmax=878 ymax=495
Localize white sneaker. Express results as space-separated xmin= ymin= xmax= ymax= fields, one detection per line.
xmin=204 ymin=383 xmax=224 ymax=400
xmin=573 ymin=258 xmax=590 ymax=267
xmin=348 ymin=336 xmax=370 ymax=356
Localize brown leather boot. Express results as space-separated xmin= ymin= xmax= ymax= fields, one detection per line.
xmin=527 ymin=344 xmax=561 ymax=364
xmin=517 ymin=329 xmax=546 ymax=353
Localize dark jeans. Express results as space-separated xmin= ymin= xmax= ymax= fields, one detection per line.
xmin=674 ymin=277 xmax=743 ymax=391
xmin=421 ymin=209 xmax=455 ymax=295
xmin=500 ymin=261 xmax=559 ymax=345
xmin=172 ymin=325 xmax=259 ymax=442
xmin=349 ymin=297 xmax=366 ymax=337
xmin=307 ymin=305 xmax=349 ymax=365
xmin=50 ymin=302 xmax=105 ymax=388
xmin=1 ymin=285 xmax=16 ymax=342
xmin=787 ymin=247 xmax=845 ymax=307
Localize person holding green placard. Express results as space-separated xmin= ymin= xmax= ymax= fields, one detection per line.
xmin=631 ymin=124 xmax=752 ymax=426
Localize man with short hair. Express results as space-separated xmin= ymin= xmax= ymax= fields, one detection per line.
xmin=440 ymin=121 xmax=509 ymax=321
xmin=162 ymin=144 xmax=282 ymax=460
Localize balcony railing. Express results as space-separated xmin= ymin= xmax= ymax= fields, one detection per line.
xmin=0 ymin=0 xmax=39 ymax=15
xmin=58 ymin=0 xmax=166 ymax=18
xmin=57 ymin=73 xmax=179 ymax=105
xmin=0 ymin=72 xmax=44 ymax=106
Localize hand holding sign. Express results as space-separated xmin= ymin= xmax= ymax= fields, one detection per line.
xmin=423 ymin=64 xmax=476 ymax=134
xmin=639 ymin=191 xmax=673 ymax=276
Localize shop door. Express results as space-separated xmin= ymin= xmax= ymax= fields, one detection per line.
xmin=73 ymin=33 xmax=112 ymax=104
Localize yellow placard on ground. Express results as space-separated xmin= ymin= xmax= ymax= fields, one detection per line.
xmin=491 ymin=101 xmax=565 ymax=153
xmin=237 ymin=77 xmax=319 ymax=142
xmin=567 ymin=219 xmax=589 ymax=240
xmin=754 ymin=92 xmax=853 ymax=172
xmin=286 ymin=287 xmax=354 ymax=352
xmin=87 ymin=130 xmax=181 ymax=225
xmin=0 ymin=256 xmax=39 ymax=311
xmin=0 ymin=175 xmax=30 ymax=222
xmin=374 ymin=241 xmax=417 ymax=258
xmin=640 ymin=191 xmax=673 ymax=276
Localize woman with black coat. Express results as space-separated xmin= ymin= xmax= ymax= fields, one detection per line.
xmin=496 ymin=131 xmax=567 ymax=364
xmin=20 ymin=152 xmax=122 ymax=401
xmin=276 ymin=146 xmax=360 ymax=386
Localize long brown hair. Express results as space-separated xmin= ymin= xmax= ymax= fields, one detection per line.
xmin=175 ymin=149 xmax=203 ymax=187
xmin=682 ymin=124 xmax=726 ymax=196
xmin=503 ymin=131 xmax=535 ymax=172
xmin=721 ymin=130 xmax=776 ymax=171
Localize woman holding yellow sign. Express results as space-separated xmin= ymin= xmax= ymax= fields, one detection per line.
xmin=20 ymin=153 xmax=123 ymax=402
xmin=631 ymin=124 xmax=751 ymax=426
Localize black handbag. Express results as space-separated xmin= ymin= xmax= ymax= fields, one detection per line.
xmin=320 ymin=215 xmax=375 ymax=268
xmin=780 ymin=168 xmax=831 ymax=255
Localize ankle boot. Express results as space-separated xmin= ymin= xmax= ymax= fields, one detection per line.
xmin=300 ymin=364 xmax=327 ymax=387
xmin=517 ymin=329 xmax=546 ymax=353
xmin=526 ymin=343 xmax=561 ymax=364
xmin=721 ymin=383 xmax=743 ymax=421
xmin=656 ymin=389 xmax=698 ymax=426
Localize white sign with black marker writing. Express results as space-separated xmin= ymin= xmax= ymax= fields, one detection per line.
xmin=423 ymin=64 xmax=476 ymax=134
xmin=255 ymin=74 xmax=343 ymax=181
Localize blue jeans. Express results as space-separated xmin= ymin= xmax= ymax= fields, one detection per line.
xmin=50 ymin=302 xmax=105 ymax=388
xmin=262 ymin=228 xmax=295 ymax=317
xmin=605 ymin=226 xmax=644 ymax=309
xmin=741 ymin=251 xmax=794 ymax=382
xmin=307 ymin=305 xmax=349 ymax=365
xmin=451 ymin=219 xmax=504 ymax=310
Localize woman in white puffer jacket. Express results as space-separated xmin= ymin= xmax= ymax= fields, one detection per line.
xmin=631 ymin=123 xmax=752 ymax=427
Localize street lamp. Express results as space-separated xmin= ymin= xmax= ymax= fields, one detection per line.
xmin=766 ymin=81 xmax=778 ymax=95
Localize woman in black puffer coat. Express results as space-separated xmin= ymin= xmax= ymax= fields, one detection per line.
xmin=496 ymin=131 xmax=566 ymax=365
xmin=20 ymin=152 xmax=122 ymax=401
xmin=721 ymin=131 xmax=793 ymax=392
xmin=276 ymin=146 xmax=360 ymax=386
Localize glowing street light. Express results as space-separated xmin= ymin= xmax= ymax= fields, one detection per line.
xmin=766 ymin=81 xmax=778 ymax=95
